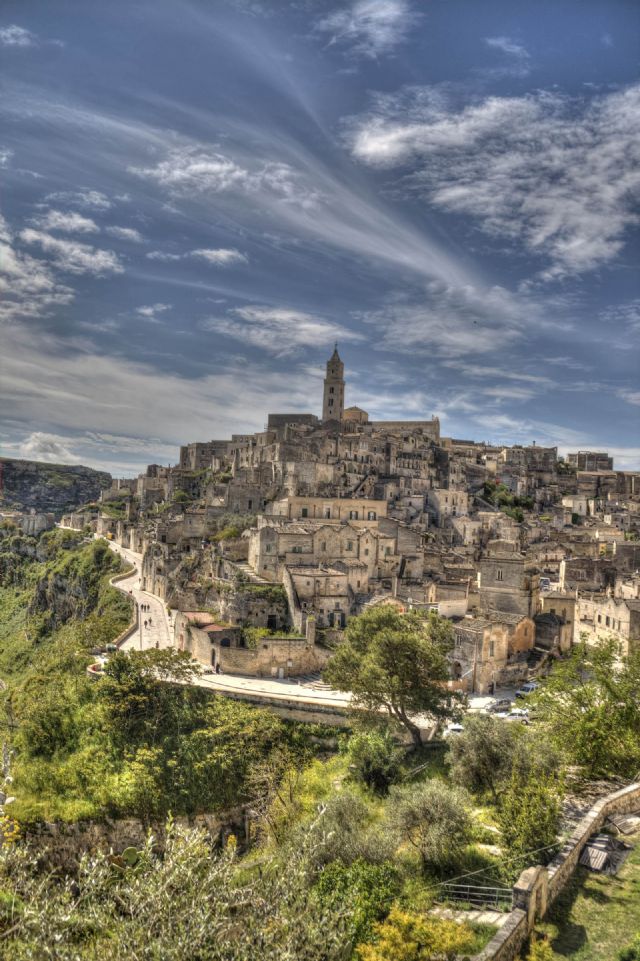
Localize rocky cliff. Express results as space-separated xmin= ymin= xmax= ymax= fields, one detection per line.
xmin=0 ymin=458 xmax=111 ymax=514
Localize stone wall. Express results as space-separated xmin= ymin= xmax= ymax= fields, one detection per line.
xmin=23 ymin=810 xmax=244 ymax=874
xmin=472 ymin=782 xmax=640 ymax=961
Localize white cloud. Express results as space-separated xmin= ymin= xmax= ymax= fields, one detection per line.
xmin=202 ymin=305 xmax=363 ymax=355
xmin=129 ymin=147 xmax=320 ymax=209
xmin=0 ymin=148 xmax=13 ymax=167
xmin=136 ymin=303 xmax=172 ymax=320
xmin=348 ymin=83 xmax=640 ymax=277
xmin=0 ymin=25 xmax=36 ymax=47
xmin=0 ymin=213 xmax=74 ymax=322
xmin=33 ymin=209 xmax=100 ymax=233
xmin=18 ymin=432 xmax=76 ymax=464
xmin=484 ymin=36 xmax=529 ymax=60
xmin=19 ymin=229 xmax=124 ymax=275
xmin=191 ymin=247 xmax=248 ymax=266
xmin=106 ymin=225 xmax=144 ymax=242
xmin=130 ymin=149 xmax=251 ymax=194
xmin=315 ymin=0 xmax=416 ymax=59
xmin=618 ymin=389 xmax=640 ymax=407
xmin=601 ymin=300 xmax=640 ymax=333
xmin=45 ymin=189 xmax=112 ymax=210
xmin=146 ymin=250 xmax=182 ymax=261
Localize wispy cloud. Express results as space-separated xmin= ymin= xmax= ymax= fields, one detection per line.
xmin=136 ymin=303 xmax=172 ymax=320
xmin=191 ymin=247 xmax=248 ymax=266
xmin=314 ymin=0 xmax=416 ymax=59
xmin=19 ymin=229 xmax=124 ymax=275
xmin=45 ymin=189 xmax=112 ymax=210
xmin=202 ymin=305 xmax=363 ymax=355
xmin=106 ymin=225 xmax=144 ymax=242
xmin=484 ymin=36 xmax=529 ymax=60
xmin=146 ymin=250 xmax=182 ymax=262
xmin=618 ymin=389 xmax=640 ymax=407
xmin=347 ymin=83 xmax=640 ymax=278
xmin=601 ymin=300 xmax=640 ymax=333
xmin=0 ymin=25 xmax=37 ymax=47
xmin=0 ymin=213 xmax=74 ymax=322
xmin=33 ymin=209 xmax=100 ymax=233
xmin=355 ymin=282 xmax=536 ymax=358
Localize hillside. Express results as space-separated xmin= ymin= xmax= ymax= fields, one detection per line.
xmin=0 ymin=457 xmax=111 ymax=514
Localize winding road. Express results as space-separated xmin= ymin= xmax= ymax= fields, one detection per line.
xmin=104 ymin=541 xmax=357 ymax=718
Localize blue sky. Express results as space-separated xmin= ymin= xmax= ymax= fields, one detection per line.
xmin=1 ymin=0 xmax=638 ymax=475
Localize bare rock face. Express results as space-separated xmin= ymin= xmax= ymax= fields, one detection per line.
xmin=0 ymin=458 xmax=111 ymax=515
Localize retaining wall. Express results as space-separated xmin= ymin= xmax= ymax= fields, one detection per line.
xmin=472 ymin=782 xmax=640 ymax=961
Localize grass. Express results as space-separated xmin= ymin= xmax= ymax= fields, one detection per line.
xmin=538 ymin=828 xmax=640 ymax=960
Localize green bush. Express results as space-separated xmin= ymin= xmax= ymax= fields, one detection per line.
xmin=346 ymin=729 xmax=402 ymax=796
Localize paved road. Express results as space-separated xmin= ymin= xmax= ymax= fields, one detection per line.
xmin=104 ymin=541 xmax=356 ymax=713
xmin=107 ymin=543 xmax=173 ymax=654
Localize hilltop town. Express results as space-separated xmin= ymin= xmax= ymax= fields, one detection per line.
xmin=58 ymin=348 xmax=640 ymax=693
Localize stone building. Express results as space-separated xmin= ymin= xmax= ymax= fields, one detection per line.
xmin=478 ymin=543 xmax=540 ymax=617
xmin=174 ymin=610 xmax=325 ymax=677
xmin=574 ymin=596 xmax=640 ymax=655
xmin=451 ymin=612 xmax=536 ymax=693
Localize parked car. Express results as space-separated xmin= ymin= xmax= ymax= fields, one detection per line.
xmin=515 ymin=681 xmax=539 ymax=699
xmin=443 ymin=722 xmax=464 ymax=738
xmin=485 ymin=698 xmax=513 ymax=714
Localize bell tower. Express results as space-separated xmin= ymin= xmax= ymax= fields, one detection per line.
xmin=322 ymin=344 xmax=345 ymax=422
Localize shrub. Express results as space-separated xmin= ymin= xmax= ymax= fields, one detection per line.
xmin=387 ymin=781 xmax=471 ymax=876
xmin=346 ymin=729 xmax=402 ymax=795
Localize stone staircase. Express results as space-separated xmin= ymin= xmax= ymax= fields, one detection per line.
xmin=232 ymin=561 xmax=271 ymax=585
xmin=299 ymin=671 xmax=332 ymax=691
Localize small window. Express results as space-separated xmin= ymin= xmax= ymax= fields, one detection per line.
xmin=606 ymin=616 xmax=610 ymax=627
xmin=367 ymin=510 xmax=377 ymax=520
xmin=497 ymin=569 xmax=503 ymax=581
xmin=321 ymin=542 xmax=326 ymax=551
xmin=301 ymin=507 xmax=308 ymax=517
xmin=364 ymin=548 xmax=369 ymax=557
xmin=347 ymin=540 xmax=353 ymax=551
xmin=489 ymin=641 xmax=495 ymax=658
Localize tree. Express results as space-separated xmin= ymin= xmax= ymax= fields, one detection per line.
xmin=387 ymin=781 xmax=471 ymax=876
xmin=447 ymin=715 xmax=561 ymax=803
xmin=324 ymin=608 xmax=458 ymax=747
xmin=531 ymin=638 xmax=640 ymax=778
xmin=446 ymin=714 xmax=518 ymax=802
xmin=497 ymin=772 xmax=562 ymax=871
xmin=346 ymin=729 xmax=402 ymax=795
xmin=357 ymin=906 xmax=476 ymax=961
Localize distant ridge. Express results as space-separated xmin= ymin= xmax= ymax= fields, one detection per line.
xmin=0 ymin=457 xmax=112 ymax=515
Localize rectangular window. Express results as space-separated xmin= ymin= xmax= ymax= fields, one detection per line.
xmin=301 ymin=507 xmax=308 ymax=517
xmin=606 ymin=616 xmax=610 ymax=627
xmin=489 ymin=641 xmax=495 ymax=658
xmin=497 ymin=569 xmax=503 ymax=581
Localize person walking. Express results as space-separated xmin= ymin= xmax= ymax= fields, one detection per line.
xmin=144 ymin=620 xmax=148 ymax=629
